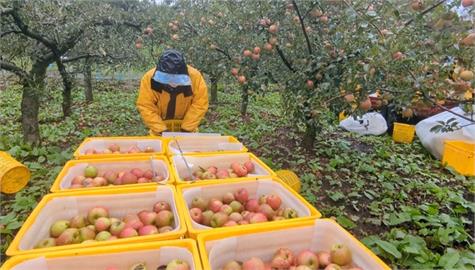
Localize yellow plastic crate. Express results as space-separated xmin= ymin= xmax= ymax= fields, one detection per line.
xmin=1 ymin=239 xmax=202 ymax=270
xmin=276 ymin=169 xmax=301 ymax=193
xmin=176 ymin=177 xmax=321 ymax=239
xmin=392 ymin=123 xmax=415 ymax=143
xmin=197 ymin=218 xmax=390 ymax=270
xmin=171 ymin=152 xmax=275 ymax=185
xmin=443 ymin=140 xmax=475 ymax=176
xmin=0 ymin=151 xmax=30 ymax=194
xmin=339 ymin=111 xmax=347 ymax=121
xmin=6 ymin=185 xmax=186 ymax=256
xmin=50 ymin=156 xmax=174 ymax=193
xmin=164 ymin=136 xmax=248 ymax=156
xmin=73 ymin=136 xmax=164 ymax=159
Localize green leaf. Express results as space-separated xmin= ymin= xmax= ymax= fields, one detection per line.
xmin=336 ymin=215 xmax=357 ymax=229
xmin=375 ymin=239 xmax=402 ymax=259
xmin=438 ymin=249 xmax=460 ymax=269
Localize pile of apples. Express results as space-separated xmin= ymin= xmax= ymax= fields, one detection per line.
xmin=84 ymin=143 xmax=155 ymax=155
xmin=105 ymin=259 xmax=189 ymax=270
xmin=221 ymin=244 xmax=361 ymax=270
xmin=69 ymin=165 xmax=164 ymax=189
xmin=189 ymin=188 xmax=298 ymax=227
xmin=34 ymin=202 xmax=175 ymax=249
xmin=185 ymin=161 xmax=255 ymax=181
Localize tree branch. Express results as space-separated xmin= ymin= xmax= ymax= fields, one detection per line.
xmin=9 ymin=8 xmax=57 ymax=50
xmin=421 ymin=92 xmax=474 ymax=123
xmin=0 ymin=30 xmax=22 ymax=38
xmin=292 ymin=0 xmax=312 ymax=55
xmin=343 ymin=0 xmax=383 ymax=38
xmin=0 ymin=7 xmax=14 ymax=16
xmin=403 ymin=0 xmax=447 ymax=27
xmin=275 ymin=45 xmax=295 ymax=72
xmin=0 ymin=59 xmax=27 ymax=78
xmin=214 ymin=47 xmax=232 ymax=61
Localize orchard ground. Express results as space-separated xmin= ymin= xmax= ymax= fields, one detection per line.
xmin=0 ymin=80 xmax=474 ymax=269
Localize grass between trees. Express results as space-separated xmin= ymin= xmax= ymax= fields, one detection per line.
xmin=0 ymin=81 xmax=474 ymax=269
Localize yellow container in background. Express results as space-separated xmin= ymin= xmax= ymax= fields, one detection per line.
xmin=176 ymin=177 xmax=321 ymax=239
xmin=165 ymin=135 xmax=248 ymax=156
xmin=1 ymin=239 xmax=202 ymax=270
xmin=339 ymin=111 xmax=347 ymax=121
xmin=276 ymin=169 xmax=301 ymax=193
xmin=50 ymin=156 xmax=174 ymax=193
xmin=392 ymin=123 xmax=415 ymax=143
xmin=443 ymin=140 xmax=475 ymax=176
xmin=73 ymin=136 xmax=164 ymax=159
xmin=171 ymin=152 xmax=275 ymax=185
xmin=0 ymin=151 xmax=30 ymax=194
xmin=197 ymin=218 xmax=390 ymax=270
xmin=6 ymin=185 xmax=186 ymax=256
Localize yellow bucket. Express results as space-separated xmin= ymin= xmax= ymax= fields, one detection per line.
xmin=276 ymin=169 xmax=301 ymax=193
xmin=0 ymin=151 xmax=30 ymax=194
xmin=392 ymin=123 xmax=416 ymax=143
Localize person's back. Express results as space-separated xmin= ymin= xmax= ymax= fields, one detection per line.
xmin=136 ymin=49 xmax=209 ymax=135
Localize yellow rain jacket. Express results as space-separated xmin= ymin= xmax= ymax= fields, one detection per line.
xmin=136 ymin=65 xmax=209 ymax=135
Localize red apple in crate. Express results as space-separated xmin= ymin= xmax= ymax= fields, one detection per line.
xmin=271 ymin=248 xmax=294 ymax=269
xmin=324 ymin=264 xmax=342 ymax=270
xmin=128 ymin=146 xmax=141 ymax=153
xmin=143 ymin=169 xmax=154 ymax=179
xmin=123 ymin=214 xmax=139 ymax=223
xmin=102 ymin=171 xmax=118 ymax=184
xmin=121 ymin=172 xmax=138 ymax=185
xmin=156 ymin=210 xmax=174 ymax=227
xmin=34 ymin=238 xmax=56 ymax=249
xmin=159 ymin=226 xmax=173 ymax=233
xmin=243 ymin=257 xmax=265 ymax=270
xmin=245 ymin=199 xmax=260 ymax=212
xmin=84 ymin=149 xmax=96 ymax=155
xmin=241 ymin=211 xmax=252 ymax=221
xmin=154 ymin=201 xmax=171 ymax=213
xmin=191 ymin=197 xmax=207 ymax=211
xmin=210 ymin=212 xmax=228 ymax=228
xmin=108 ymin=144 xmax=120 ymax=152
xmin=56 ymin=228 xmax=81 ymax=245
xmin=223 ymin=192 xmax=235 ymax=204
xmin=144 ymin=146 xmax=154 ymax=153
xmin=330 ymin=244 xmax=352 ymax=266
xmin=50 ymin=220 xmax=70 ymax=238
xmin=208 ymin=198 xmax=224 ymax=213
xmin=296 ymin=250 xmax=319 ymax=270
xmin=69 ymin=215 xmax=86 ymax=228
xmin=201 ymin=210 xmax=214 ymax=226
xmin=139 ymin=225 xmax=159 ymax=236
xmin=258 ymin=204 xmax=275 ymax=219
xmin=71 ymin=175 xmax=86 ymax=186
xmin=216 ymin=169 xmax=230 ymax=179
xmin=125 ymin=219 xmax=144 ymax=231
xmin=207 ymin=166 xmax=218 ymax=174
xmin=119 ymin=227 xmax=138 ymax=238
xmin=220 ymin=204 xmax=233 ymax=215
xmin=234 ymin=188 xmax=249 ymax=204
xmin=266 ymin=195 xmax=282 ymax=210
xmin=94 ymin=231 xmax=111 ymax=241
xmin=317 ymin=251 xmax=331 ymax=267
xmin=79 ymin=227 xmax=96 ymax=241
xmin=189 ymin=208 xmax=203 ymax=223
xmin=70 ymin=184 xmax=83 ymax=189
xmin=243 ymin=160 xmax=255 ymax=173
xmin=109 ymin=221 xmax=126 ymax=236
xmin=229 ymin=200 xmax=243 ymax=213
xmin=223 ymin=261 xmax=241 ymax=270
xmin=87 ymin=207 xmax=109 ymax=224
xmin=223 ymin=220 xmax=238 ymax=226
xmin=238 ymin=220 xmax=249 ymax=225
xmin=166 ymin=259 xmax=190 ymax=270
xmin=249 ymin=212 xmax=268 ymax=224
xmin=92 ymin=177 xmax=107 ymax=186
xmin=231 ymin=162 xmax=248 ymax=177
xmin=94 ymin=217 xmax=111 ymax=232
xmin=138 ymin=210 xmax=157 ymax=225
xmin=131 ymin=168 xmax=144 ymax=178
xmin=137 ymin=177 xmax=150 ymax=183
xmin=229 ymin=212 xmax=243 ymax=222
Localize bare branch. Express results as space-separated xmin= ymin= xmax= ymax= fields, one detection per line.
xmin=0 ymin=59 xmax=27 ymax=78
xmin=403 ymin=0 xmax=447 ymax=27
xmin=292 ymin=0 xmax=312 ymax=55
xmin=9 ymin=8 xmax=57 ymax=50
xmin=275 ymin=45 xmax=295 ymax=72
xmin=0 ymin=30 xmax=22 ymax=37
xmin=421 ymin=92 xmax=474 ymax=123
xmin=214 ymin=47 xmax=232 ymax=61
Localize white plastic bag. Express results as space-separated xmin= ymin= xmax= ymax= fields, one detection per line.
xmin=339 ymin=112 xmax=388 ymax=135
xmin=415 ymin=107 xmax=475 ymax=159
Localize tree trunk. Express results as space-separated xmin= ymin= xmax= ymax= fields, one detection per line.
xmin=303 ymin=123 xmax=316 ymax=149
xmin=21 ymin=63 xmax=47 ymax=144
xmin=56 ymin=60 xmax=73 ymax=117
xmin=84 ymin=61 xmax=93 ymax=103
xmin=210 ymin=76 xmax=218 ymax=104
xmin=240 ymin=85 xmax=249 ymax=116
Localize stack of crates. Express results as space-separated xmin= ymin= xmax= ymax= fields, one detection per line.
xmin=2 ymin=134 xmax=390 ymax=270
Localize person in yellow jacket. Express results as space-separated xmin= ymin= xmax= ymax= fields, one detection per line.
xmin=136 ymin=49 xmax=209 ymax=135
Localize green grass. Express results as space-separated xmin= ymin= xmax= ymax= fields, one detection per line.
xmin=0 ymin=82 xmax=474 ymax=269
